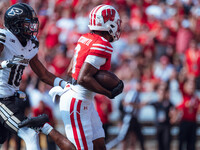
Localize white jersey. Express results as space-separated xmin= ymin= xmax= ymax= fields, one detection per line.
xmin=0 ymin=28 xmax=38 ymax=98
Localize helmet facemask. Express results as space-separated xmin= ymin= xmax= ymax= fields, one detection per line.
xmin=106 ymin=19 xmax=121 ymax=41
xmin=22 ymin=18 xmax=39 ymax=40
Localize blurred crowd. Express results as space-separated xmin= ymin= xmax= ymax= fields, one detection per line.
xmin=1 ymin=0 xmax=200 ymax=149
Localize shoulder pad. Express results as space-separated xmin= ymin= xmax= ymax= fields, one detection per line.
xmin=0 ymin=28 xmax=7 ymax=44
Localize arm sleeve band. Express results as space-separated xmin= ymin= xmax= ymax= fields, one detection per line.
xmin=85 ymin=55 xmax=106 ymax=69
xmin=54 ymin=77 xmax=63 ymax=87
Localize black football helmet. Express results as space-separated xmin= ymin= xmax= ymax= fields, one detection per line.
xmin=4 ymin=3 xmax=39 ymax=41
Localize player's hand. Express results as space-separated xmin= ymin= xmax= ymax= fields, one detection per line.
xmin=12 ymin=55 xmax=24 ymax=64
xmin=109 ymin=80 xmax=124 ymax=99
xmin=18 ymin=114 xmax=49 ymax=128
xmin=1 ymin=55 xmax=25 ymax=69
xmin=1 ymin=60 xmax=17 ymax=68
xmin=18 ymin=114 xmax=53 ymax=135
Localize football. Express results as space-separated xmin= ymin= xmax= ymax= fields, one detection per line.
xmin=94 ymin=70 xmax=120 ymax=90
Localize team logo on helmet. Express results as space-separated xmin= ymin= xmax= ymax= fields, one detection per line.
xmin=8 ymin=7 xmax=23 ymax=16
xmin=102 ymin=9 xmax=116 ymax=23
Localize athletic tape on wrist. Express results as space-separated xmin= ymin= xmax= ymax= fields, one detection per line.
xmin=42 ymin=123 xmax=53 ymax=135
xmin=54 ymin=77 xmax=63 ymax=87
xmin=60 ymin=80 xmax=67 ymax=88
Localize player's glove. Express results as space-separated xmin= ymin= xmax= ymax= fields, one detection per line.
xmin=18 ymin=114 xmax=49 ymax=130
xmin=18 ymin=114 xmax=53 ymax=135
xmin=1 ymin=55 xmax=25 ymax=69
xmin=110 ymin=80 xmax=124 ymax=99
xmin=1 ymin=60 xmax=16 ymax=68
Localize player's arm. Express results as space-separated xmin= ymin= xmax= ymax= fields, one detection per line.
xmin=0 ymin=43 xmax=4 ymax=69
xmin=65 ymin=56 xmax=74 ymax=82
xmin=0 ymin=43 xmax=17 ymax=69
xmin=48 ymin=129 xmax=76 ymax=150
xmin=0 ymin=32 xmax=14 ymax=69
xmin=30 ymin=54 xmax=67 ymax=87
xmin=66 ymin=57 xmax=73 ymax=77
xmin=78 ymin=62 xmax=112 ymax=98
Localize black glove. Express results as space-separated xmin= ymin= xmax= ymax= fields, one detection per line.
xmin=109 ymin=80 xmax=124 ymax=99
xmin=18 ymin=114 xmax=49 ymax=128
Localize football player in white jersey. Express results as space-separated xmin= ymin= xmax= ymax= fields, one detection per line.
xmin=0 ymin=3 xmax=75 ymax=150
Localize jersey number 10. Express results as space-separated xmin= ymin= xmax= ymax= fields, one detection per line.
xmin=8 ymin=65 xmax=25 ymax=87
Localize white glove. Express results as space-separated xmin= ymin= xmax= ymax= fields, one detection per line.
xmin=1 ymin=60 xmax=16 ymax=68
xmin=41 ymin=123 xmax=53 ymax=135
xmin=1 ymin=55 xmax=26 ymax=69
xmin=49 ymin=84 xmax=71 ymax=103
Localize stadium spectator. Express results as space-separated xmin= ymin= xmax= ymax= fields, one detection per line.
xmin=154 ymin=55 xmax=174 ymax=82
xmin=185 ymin=40 xmax=200 ymax=77
xmin=120 ymin=81 xmax=146 ymax=150
xmin=144 ymin=82 xmax=174 ymax=150
xmin=172 ymin=77 xmax=200 ymax=150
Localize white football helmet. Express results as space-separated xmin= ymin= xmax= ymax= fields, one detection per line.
xmin=88 ymin=5 xmax=121 ymax=42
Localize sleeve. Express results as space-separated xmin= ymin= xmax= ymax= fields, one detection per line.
xmin=88 ymin=41 xmax=113 ymax=59
xmin=85 ymin=55 xmax=106 ymax=69
xmin=0 ymin=29 xmax=6 ymax=45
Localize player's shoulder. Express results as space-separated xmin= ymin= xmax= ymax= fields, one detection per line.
xmin=0 ymin=28 xmax=8 ymax=34
xmin=0 ymin=28 xmax=8 ymax=43
xmin=90 ymin=34 xmax=113 ymax=53
xmin=83 ymin=33 xmax=112 ymax=45
xmin=79 ymin=33 xmax=113 ymax=52
xmin=94 ymin=33 xmax=112 ymax=46
xmin=0 ymin=28 xmax=14 ymax=37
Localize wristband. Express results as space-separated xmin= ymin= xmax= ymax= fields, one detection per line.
xmin=1 ymin=60 xmax=8 ymax=68
xmin=41 ymin=123 xmax=53 ymax=135
xmin=54 ymin=77 xmax=63 ymax=87
xmin=60 ymin=80 xmax=67 ymax=88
